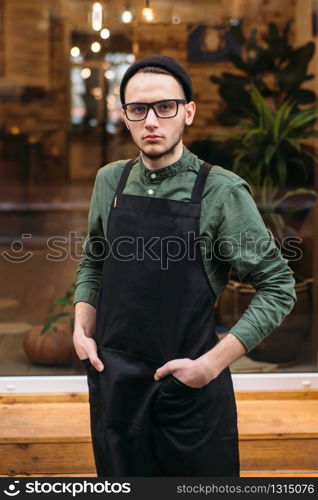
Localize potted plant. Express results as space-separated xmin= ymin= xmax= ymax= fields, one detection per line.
xmin=204 ymin=20 xmax=318 ymax=364
xmin=210 ymin=20 xmax=316 ymax=126
xmin=189 ymin=20 xmax=317 ymax=181
xmin=220 ymin=85 xmax=317 ymax=228
xmin=23 ymin=283 xmax=77 ymax=366
xmin=214 ymin=87 xmax=317 ymax=363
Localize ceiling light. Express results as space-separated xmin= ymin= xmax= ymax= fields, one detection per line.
xmin=105 ymin=70 xmax=115 ymax=80
xmin=92 ymin=2 xmax=103 ymax=31
xmin=91 ymin=41 xmax=101 ymax=53
xmin=81 ymin=68 xmax=91 ymax=79
xmin=142 ymin=1 xmax=154 ymax=22
xmin=71 ymin=46 xmax=80 ymax=57
xmin=100 ymin=28 xmax=110 ymax=39
xmin=122 ymin=9 xmax=133 ymax=23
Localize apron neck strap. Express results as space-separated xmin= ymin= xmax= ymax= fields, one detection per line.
xmin=190 ymin=162 xmax=214 ymax=203
xmin=115 ymin=158 xmax=136 ymax=195
xmin=115 ymin=159 xmax=214 ymax=202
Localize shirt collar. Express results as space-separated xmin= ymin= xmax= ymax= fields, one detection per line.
xmin=138 ymin=146 xmax=196 ymax=184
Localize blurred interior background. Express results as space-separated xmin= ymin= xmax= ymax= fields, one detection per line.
xmin=0 ymin=0 xmax=317 ymax=380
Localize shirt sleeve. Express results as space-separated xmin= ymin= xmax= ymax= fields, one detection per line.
xmin=73 ymin=169 xmax=106 ymax=309
xmin=213 ymin=181 xmax=297 ymax=353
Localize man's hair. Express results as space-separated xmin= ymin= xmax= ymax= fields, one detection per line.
xmin=125 ymin=66 xmax=187 ymax=100
xmin=135 ymin=66 xmax=171 ymax=76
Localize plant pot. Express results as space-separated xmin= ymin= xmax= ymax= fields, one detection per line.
xmin=216 ymin=278 xmax=313 ymax=363
xmin=23 ymin=320 xmax=75 ymax=366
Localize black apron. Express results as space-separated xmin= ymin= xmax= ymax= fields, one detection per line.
xmin=82 ymin=159 xmax=240 ymax=477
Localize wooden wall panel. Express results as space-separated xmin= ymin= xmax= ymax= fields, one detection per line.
xmin=3 ymin=0 xmax=50 ymax=88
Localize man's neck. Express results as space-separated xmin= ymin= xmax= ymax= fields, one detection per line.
xmin=140 ymin=142 xmax=184 ymax=170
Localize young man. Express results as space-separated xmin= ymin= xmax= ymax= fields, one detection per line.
xmin=73 ymin=55 xmax=296 ymax=477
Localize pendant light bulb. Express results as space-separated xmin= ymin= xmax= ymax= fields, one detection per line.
xmin=142 ymin=0 xmax=154 ymax=22
xmin=100 ymin=28 xmax=110 ymax=39
xmin=91 ymin=41 xmax=101 ymax=53
xmin=122 ymin=9 xmax=133 ymax=23
xmin=92 ymin=2 xmax=103 ymax=31
xmin=121 ymin=3 xmax=134 ymax=24
xmin=71 ymin=46 xmax=80 ymax=58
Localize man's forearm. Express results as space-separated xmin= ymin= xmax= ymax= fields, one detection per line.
xmin=197 ymin=332 xmax=247 ymax=381
xmin=73 ymin=301 xmax=104 ymax=369
xmin=74 ymin=301 xmax=97 ymax=338
xmin=155 ymin=332 xmax=247 ymax=387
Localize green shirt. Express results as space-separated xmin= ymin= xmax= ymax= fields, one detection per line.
xmin=73 ymin=146 xmax=296 ymax=353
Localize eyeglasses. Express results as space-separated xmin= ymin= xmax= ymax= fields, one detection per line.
xmin=123 ymin=99 xmax=187 ymax=121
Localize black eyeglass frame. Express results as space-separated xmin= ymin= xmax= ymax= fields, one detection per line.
xmin=122 ymin=99 xmax=187 ymax=121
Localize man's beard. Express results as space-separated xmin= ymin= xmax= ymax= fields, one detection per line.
xmin=132 ymin=120 xmax=185 ymax=161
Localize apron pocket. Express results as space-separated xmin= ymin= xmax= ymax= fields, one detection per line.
xmin=153 ymin=374 xmax=204 ymax=429
xmin=169 ymin=373 xmax=203 ymax=392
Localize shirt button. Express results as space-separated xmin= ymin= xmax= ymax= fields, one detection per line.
xmin=148 ymin=189 xmax=154 ymax=195
xmin=150 ymin=173 xmax=156 ymax=179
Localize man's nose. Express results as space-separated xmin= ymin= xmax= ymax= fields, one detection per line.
xmin=145 ymin=107 xmax=159 ymax=126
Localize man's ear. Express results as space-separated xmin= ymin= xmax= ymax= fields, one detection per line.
xmin=121 ymin=109 xmax=130 ymax=130
xmin=185 ymin=101 xmax=196 ymax=126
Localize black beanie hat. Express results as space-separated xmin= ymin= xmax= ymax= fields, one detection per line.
xmin=120 ymin=55 xmax=193 ymax=104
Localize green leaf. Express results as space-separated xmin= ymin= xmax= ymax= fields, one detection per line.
xmin=242 ymin=128 xmax=265 ymax=144
xmin=250 ymin=86 xmax=275 ymax=130
xmin=41 ymin=312 xmax=71 ymax=334
xmin=264 ymin=144 xmax=276 ymax=165
xmin=54 ymin=297 xmax=73 ymax=306
xmin=285 ymin=108 xmax=318 ymax=133
xmin=285 ymin=138 xmax=301 ymax=151
xmin=232 ymin=152 xmax=246 ymax=174
xmin=274 ymin=188 xmax=317 ymax=206
xmin=273 ymin=100 xmax=293 ymax=142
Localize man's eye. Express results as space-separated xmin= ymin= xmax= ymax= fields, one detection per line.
xmin=131 ymin=105 xmax=146 ymax=114
xmin=157 ymin=103 xmax=173 ymax=112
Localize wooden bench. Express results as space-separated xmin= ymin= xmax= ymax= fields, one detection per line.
xmin=0 ymin=391 xmax=317 ymax=476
